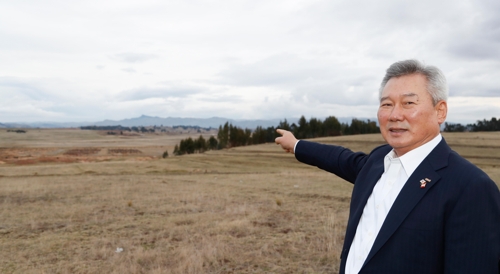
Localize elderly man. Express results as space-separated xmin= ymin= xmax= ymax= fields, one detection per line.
xmin=275 ymin=60 xmax=500 ymax=273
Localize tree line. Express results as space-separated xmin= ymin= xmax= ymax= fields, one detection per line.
xmin=170 ymin=116 xmax=380 ymax=156
xmin=443 ymin=117 xmax=500 ymax=132
xmin=171 ymin=135 xmax=218 ymax=156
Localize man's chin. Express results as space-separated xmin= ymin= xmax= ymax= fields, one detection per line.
xmin=382 ymin=133 xmax=405 ymax=144
xmin=386 ymin=139 xmax=408 ymax=149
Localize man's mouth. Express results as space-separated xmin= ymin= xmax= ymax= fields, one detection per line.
xmin=389 ymin=128 xmax=407 ymax=133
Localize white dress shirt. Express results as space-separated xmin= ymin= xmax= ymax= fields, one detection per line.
xmin=345 ymin=134 xmax=442 ymax=274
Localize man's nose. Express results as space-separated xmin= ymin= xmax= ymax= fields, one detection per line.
xmin=389 ymin=105 xmax=404 ymax=121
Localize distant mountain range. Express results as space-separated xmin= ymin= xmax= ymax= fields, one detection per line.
xmin=92 ymin=115 xmax=290 ymax=129
xmin=0 ymin=115 xmax=373 ymax=129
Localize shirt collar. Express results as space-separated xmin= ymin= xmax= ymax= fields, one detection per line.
xmin=384 ymin=134 xmax=442 ymax=177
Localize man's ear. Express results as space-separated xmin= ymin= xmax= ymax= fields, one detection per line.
xmin=436 ymin=100 xmax=448 ymax=125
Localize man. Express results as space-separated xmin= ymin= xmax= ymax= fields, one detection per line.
xmin=275 ymin=60 xmax=500 ymax=273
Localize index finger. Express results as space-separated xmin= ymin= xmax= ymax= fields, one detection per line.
xmin=276 ymin=128 xmax=286 ymax=136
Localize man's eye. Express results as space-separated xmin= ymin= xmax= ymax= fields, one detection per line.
xmin=404 ymin=101 xmax=415 ymax=105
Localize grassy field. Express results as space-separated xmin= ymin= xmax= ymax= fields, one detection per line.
xmin=0 ymin=130 xmax=499 ymax=273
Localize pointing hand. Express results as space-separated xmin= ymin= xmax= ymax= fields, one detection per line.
xmin=275 ymin=129 xmax=298 ymax=154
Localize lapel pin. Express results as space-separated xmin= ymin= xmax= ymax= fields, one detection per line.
xmin=420 ymin=179 xmax=427 ymax=188
xmin=425 ymin=178 xmax=431 ymax=182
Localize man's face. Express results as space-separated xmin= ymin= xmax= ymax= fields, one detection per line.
xmin=377 ymin=73 xmax=447 ymax=156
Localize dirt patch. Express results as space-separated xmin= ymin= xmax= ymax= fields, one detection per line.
xmin=14 ymin=159 xmax=37 ymax=165
xmin=64 ymin=148 xmax=101 ymax=156
xmin=40 ymin=156 xmax=79 ymax=164
xmin=0 ymin=146 xmax=151 ymax=165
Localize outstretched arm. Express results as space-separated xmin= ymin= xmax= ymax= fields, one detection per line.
xmin=275 ymin=129 xmax=298 ymax=154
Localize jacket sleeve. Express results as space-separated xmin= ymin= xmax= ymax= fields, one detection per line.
xmin=294 ymin=140 xmax=370 ymax=184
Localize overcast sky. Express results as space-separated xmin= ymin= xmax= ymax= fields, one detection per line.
xmin=1 ymin=0 xmax=499 ymax=124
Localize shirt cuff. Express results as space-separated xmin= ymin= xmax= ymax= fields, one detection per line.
xmin=293 ymin=140 xmax=300 ymax=154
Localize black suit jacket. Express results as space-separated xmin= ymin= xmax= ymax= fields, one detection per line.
xmin=295 ymin=138 xmax=500 ymax=273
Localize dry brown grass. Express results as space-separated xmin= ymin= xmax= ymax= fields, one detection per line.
xmin=0 ymin=130 xmax=499 ymax=273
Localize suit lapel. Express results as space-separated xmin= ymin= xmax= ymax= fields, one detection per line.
xmin=361 ymin=139 xmax=450 ymax=267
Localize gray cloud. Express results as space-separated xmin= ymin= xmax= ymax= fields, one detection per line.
xmin=217 ymin=53 xmax=331 ymax=87
xmin=0 ymin=77 xmax=108 ymax=122
xmin=0 ymin=77 xmax=54 ymax=101
xmin=217 ymin=53 xmax=381 ymax=106
xmin=448 ymin=41 xmax=500 ymax=61
xmin=443 ymin=0 xmax=500 ymax=61
xmin=446 ymin=60 xmax=500 ymax=97
xmin=449 ymin=84 xmax=500 ymax=98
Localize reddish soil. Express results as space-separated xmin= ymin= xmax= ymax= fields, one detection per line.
xmin=0 ymin=147 xmax=151 ymax=165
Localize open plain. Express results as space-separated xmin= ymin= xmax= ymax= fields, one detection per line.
xmin=0 ymin=129 xmax=499 ymax=273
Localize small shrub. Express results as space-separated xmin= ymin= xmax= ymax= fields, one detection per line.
xmin=7 ymin=129 xmax=26 ymax=133
xmin=276 ymin=198 xmax=283 ymax=206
